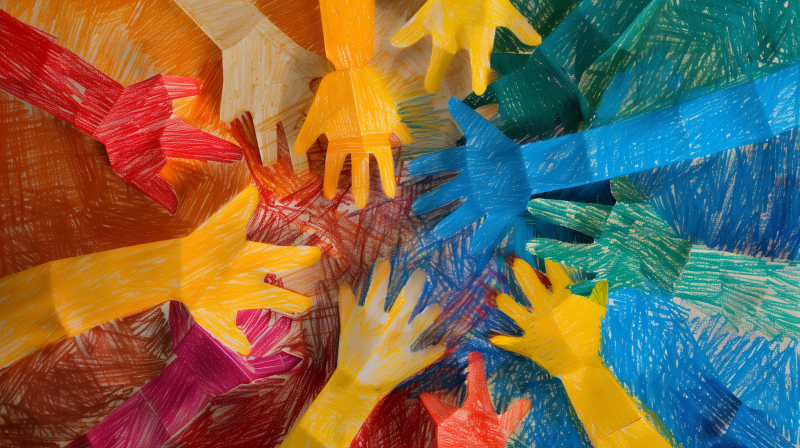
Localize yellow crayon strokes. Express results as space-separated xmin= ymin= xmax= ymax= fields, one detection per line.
xmin=491 ymin=258 xmax=671 ymax=448
xmin=0 ymin=186 xmax=320 ymax=369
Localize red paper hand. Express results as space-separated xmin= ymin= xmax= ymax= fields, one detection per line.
xmin=0 ymin=10 xmax=242 ymax=214
xmin=420 ymin=352 xmax=531 ymax=448
xmin=93 ymin=75 xmax=242 ymax=213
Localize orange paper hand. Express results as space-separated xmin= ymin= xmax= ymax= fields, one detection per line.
xmin=293 ymin=67 xmax=412 ymax=208
xmin=392 ymin=0 xmax=541 ymax=95
xmin=421 ymin=352 xmax=531 ymax=448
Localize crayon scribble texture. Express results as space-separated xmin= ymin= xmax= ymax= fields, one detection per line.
xmin=1 ymin=0 xmax=800 ymax=447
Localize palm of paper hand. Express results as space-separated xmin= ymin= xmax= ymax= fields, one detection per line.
xmin=179 ymin=187 xmax=321 ymax=355
xmin=337 ymin=261 xmax=444 ymax=394
xmin=410 ymin=98 xmax=533 ymax=253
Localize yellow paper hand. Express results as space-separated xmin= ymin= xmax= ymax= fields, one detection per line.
xmin=391 ymin=0 xmax=541 ymax=95
xmin=0 ymin=187 xmax=320 ymax=368
xmin=280 ymin=260 xmax=444 ymax=448
xmin=293 ymin=67 xmax=413 ymax=209
xmin=179 ymin=186 xmax=321 ymax=354
xmin=490 ymin=259 xmax=670 ymax=448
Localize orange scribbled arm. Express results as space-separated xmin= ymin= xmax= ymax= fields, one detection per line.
xmin=0 ymin=187 xmax=320 ymax=369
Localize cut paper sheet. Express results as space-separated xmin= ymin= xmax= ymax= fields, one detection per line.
xmin=391 ymin=0 xmax=541 ymax=95
xmin=0 ymin=10 xmax=242 ymax=213
xmin=0 ymin=186 xmax=319 ymax=369
xmin=580 ymin=0 xmax=800 ymax=126
xmin=66 ymin=302 xmax=300 ymax=448
xmin=279 ymin=261 xmax=444 ymax=448
xmin=602 ymin=288 xmax=794 ymax=448
xmin=410 ymin=62 xmax=800 ymax=254
xmin=420 ymin=352 xmax=531 ymax=448
xmin=491 ymin=259 xmax=671 ymax=448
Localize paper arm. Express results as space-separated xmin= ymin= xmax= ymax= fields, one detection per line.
xmin=391 ymin=0 xmax=541 ymax=95
xmin=293 ymin=0 xmax=412 ymax=209
xmin=490 ymin=259 xmax=670 ymax=448
xmin=420 ymin=352 xmax=531 ymax=448
xmin=279 ymin=261 xmax=445 ymax=448
xmin=0 ymin=186 xmax=320 ymax=369
xmin=410 ymin=62 xmax=800 ymax=254
xmin=173 ymin=0 xmax=333 ymax=172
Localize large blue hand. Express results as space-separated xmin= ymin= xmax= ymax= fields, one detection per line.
xmin=409 ymin=98 xmax=534 ymax=255
xmin=412 ymin=62 xmax=800 ymax=255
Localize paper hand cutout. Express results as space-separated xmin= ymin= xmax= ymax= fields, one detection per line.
xmin=420 ymin=352 xmax=531 ymax=448
xmin=280 ymin=260 xmax=445 ymax=448
xmin=0 ymin=186 xmax=320 ymax=369
xmin=392 ymin=0 xmax=541 ymax=95
xmin=66 ymin=303 xmax=300 ymax=448
xmin=0 ymin=10 xmax=242 ymax=214
xmin=94 ymin=75 xmax=242 ymax=213
xmin=491 ymin=259 xmax=670 ymax=448
xmin=530 ymin=176 xmax=800 ymax=338
xmin=294 ymin=66 xmax=413 ymax=209
xmin=172 ymin=0 xmax=333 ymax=171
xmin=409 ymin=98 xmax=535 ymax=255
xmin=527 ymin=176 xmax=692 ymax=296
xmin=292 ymin=0 xmax=413 ymax=209
xmin=411 ymin=63 xmax=800 ymax=254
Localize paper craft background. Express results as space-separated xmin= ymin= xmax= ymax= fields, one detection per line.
xmin=1 ymin=0 xmax=799 ymax=447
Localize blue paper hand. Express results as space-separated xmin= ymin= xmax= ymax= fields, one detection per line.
xmin=412 ymin=62 xmax=800 ymax=254
xmin=409 ymin=98 xmax=534 ymax=255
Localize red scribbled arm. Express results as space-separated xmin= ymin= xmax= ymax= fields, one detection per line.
xmin=0 ymin=10 xmax=242 ymax=213
xmin=420 ymin=352 xmax=531 ymax=448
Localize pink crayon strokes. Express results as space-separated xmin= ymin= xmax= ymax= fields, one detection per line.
xmin=66 ymin=302 xmax=300 ymax=448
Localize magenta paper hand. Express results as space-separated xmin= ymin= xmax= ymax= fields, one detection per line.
xmin=66 ymin=302 xmax=299 ymax=448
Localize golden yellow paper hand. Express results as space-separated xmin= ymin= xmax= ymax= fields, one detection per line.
xmin=0 ymin=187 xmax=320 ymax=368
xmin=391 ymin=0 xmax=541 ymax=95
xmin=490 ymin=258 xmax=670 ymax=448
xmin=293 ymin=67 xmax=413 ymax=209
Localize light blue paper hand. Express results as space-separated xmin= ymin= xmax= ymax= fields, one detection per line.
xmin=411 ymin=62 xmax=800 ymax=254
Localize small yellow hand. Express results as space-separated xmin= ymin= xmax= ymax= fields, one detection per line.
xmin=293 ymin=67 xmax=413 ymax=209
xmin=280 ymin=260 xmax=444 ymax=448
xmin=490 ymin=258 xmax=670 ymax=448
xmin=391 ymin=0 xmax=541 ymax=95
